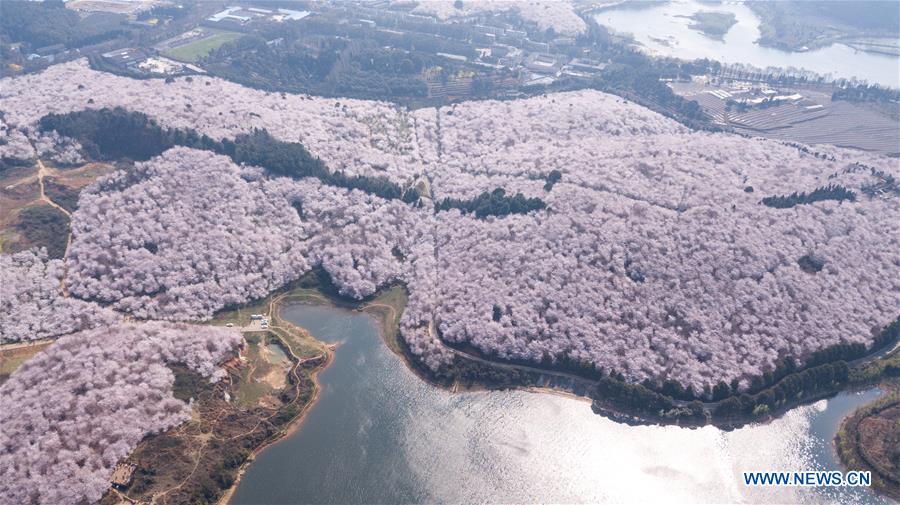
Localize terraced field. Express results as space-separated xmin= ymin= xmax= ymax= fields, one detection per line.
xmin=675 ymin=83 xmax=900 ymax=154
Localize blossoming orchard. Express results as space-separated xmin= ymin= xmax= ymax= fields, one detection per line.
xmin=2 ymin=60 xmax=897 ymax=392
xmin=1 ymin=58 xmax=898 ymax=503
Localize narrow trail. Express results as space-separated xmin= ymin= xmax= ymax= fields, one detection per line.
xmin=110 ymin=488 xmax=137 ymax=504
xmin=361 ymin=301 xmax=398 ymax=322
xmin=151 ymin=422 xmax=211 ymax=504
xmin=420 ymin=314 xmax=900 ymax=410
xmin=34 ymin=155 xmax=74 ymax=297
xmin=35 ymin=158 xmax=71 ymax=218
xmin=0 ymin=337 xmax=56 ymax=352
xmin=426 ymin=318 xmax=595 ymax=388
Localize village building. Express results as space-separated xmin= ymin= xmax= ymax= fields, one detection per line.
xmin=110 ymin=463 xmax=136 ymax=489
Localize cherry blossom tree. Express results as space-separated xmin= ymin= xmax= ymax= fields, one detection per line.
xmin=0 ymin=60 xmax=423 ymax=185
xmin=0 ymin=322 xmax=241 ymax=505
xmin=4 ymin=61 xmax=897 ymax=394
xmin=1 ymin=249 xmax=118 ymax=344
xmin=64 ymin=147 xmax=425 ymax=319
xmin=0 ymin=117 xmax=35 ymax=162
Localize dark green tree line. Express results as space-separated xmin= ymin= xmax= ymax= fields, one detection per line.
xmin=435 ymin=187 xmax=546 ymax=219
xmin=38 ymin=108 xmax=406 ymax=201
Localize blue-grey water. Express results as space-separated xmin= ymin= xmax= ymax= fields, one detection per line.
xmin=595 ymin=0 xmax=900 ymax=88
xmin=229 ymin=303 xmax=889 ymax=504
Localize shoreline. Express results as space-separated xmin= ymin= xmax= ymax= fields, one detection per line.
xmin=219 ymin=334 xmax=335 ymax=505
xmin=270 ymin=286 xmax=899 ymax=429
xmin=834 ymin=386 xmax=900 ymax=500
xmin=357 ymin=297 xmax=594 ymax=399
xmin=216 ymin=287 xmax=897 ymax=503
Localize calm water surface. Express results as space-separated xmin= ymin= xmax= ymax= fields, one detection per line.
xmin=595 ymin=0 xmax=900 ymax=88
xmin=230 ymin=303 xmax=889 ymax=504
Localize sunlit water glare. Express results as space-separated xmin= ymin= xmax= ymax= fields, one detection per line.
xmin=230 ymin=304 xmax=887 ymax=504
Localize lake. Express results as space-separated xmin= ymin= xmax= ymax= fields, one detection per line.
xmin=594 ymin=0 xmax=900 ymax=88
xmin=230 ymin=303 xmax=889 ymax=504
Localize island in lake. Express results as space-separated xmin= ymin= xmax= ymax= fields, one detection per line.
xmin=682 ymin=11 xmax=737 ymax=40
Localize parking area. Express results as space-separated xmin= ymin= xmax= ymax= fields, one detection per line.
xmin=239 ymin=314 xmax=270 ymax=332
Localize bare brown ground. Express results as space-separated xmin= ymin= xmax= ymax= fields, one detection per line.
xmin=0 ymin=158 xmax=114 ymax=258
xmin=0 ymin=341 xmax=53 ymax=384
xmin=97 ymin=305 xmax=332 ymax=505
xmin=836 ymin=385 xmax=900 ymax=501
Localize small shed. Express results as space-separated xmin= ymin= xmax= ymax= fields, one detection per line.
xmin=110 ymin=463 xmax=136 ymax=489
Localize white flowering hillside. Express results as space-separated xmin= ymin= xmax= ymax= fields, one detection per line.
xmin=1 ymin=62 xmax=897 ymax=394
xmin=0 ymin=322 xmax=241 ymax=505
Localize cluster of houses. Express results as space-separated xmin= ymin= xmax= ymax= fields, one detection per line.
xmin=321 ymin=2 xmax=611 ymax=100
xmin=10 ymin=1 xmax=617 ymax=99
xmin=99 ymin=47 xmax=203 ymax=77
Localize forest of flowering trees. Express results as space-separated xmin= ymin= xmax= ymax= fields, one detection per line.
xmin=38 ymin=108 xmax=407 ymax=200
xmin=0 ymin=117 xmax=35 ymax=164
xmin=62 ymin=147 xmax=424 ymax=318
xmin=0 ymin=322 xmax=241 ymax=505
xmin=1 ymin=59 xmax=898 ymax=395
xmin=0 ymin=249 xmax=118 ymax=343
xmin=0 ymin=60 xmax=424 ymax=184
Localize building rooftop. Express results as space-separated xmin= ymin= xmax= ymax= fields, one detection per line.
xmin=110 ymin=463 xmax=136 ymax=488
xmin=277 ymin=8 xmax=311 ymax=21
xmin=207 ymin=6 xmax=309 ymax=24
xmin=437 ymin=52 xmax=468 ymax=62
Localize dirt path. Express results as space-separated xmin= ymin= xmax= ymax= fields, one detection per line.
xmin=151 ymin=416 xmax=212 ymax=504
xmin=442 ymin=335 xmax=596 ymax=387
xmin=361 ymin=302 xmax=398 ymax=322
xmin=0 ymin=337 xmax=56 ymax=352
xmin=110 ymin=487 xmax=137 ymax=504
xmin=35 ymin=158 xmax=71 ymax=218
xmin=34 ymin=156 xmax=74 ymax=296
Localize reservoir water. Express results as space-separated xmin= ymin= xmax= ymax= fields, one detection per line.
xmin=230 ymin=303 xmax=889 ymax=504
xmin=594 ymin=0 xmax=900 ymax=88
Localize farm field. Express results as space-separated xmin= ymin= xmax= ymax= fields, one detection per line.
xmin=161 ymin=29 xmax=243 ymax=63
xmin=672 ymin=81 xmax=900 ymax=154
xmin=737 ymin=100 xmax=900 ymax=155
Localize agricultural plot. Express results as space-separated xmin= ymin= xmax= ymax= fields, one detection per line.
xmin=160 ymin=28 xmax=243 ymax=63
xmin=673 ymin=81 xmax=900 ymax=154
xmin=741 ymin=101 xmax=900 ymax=154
